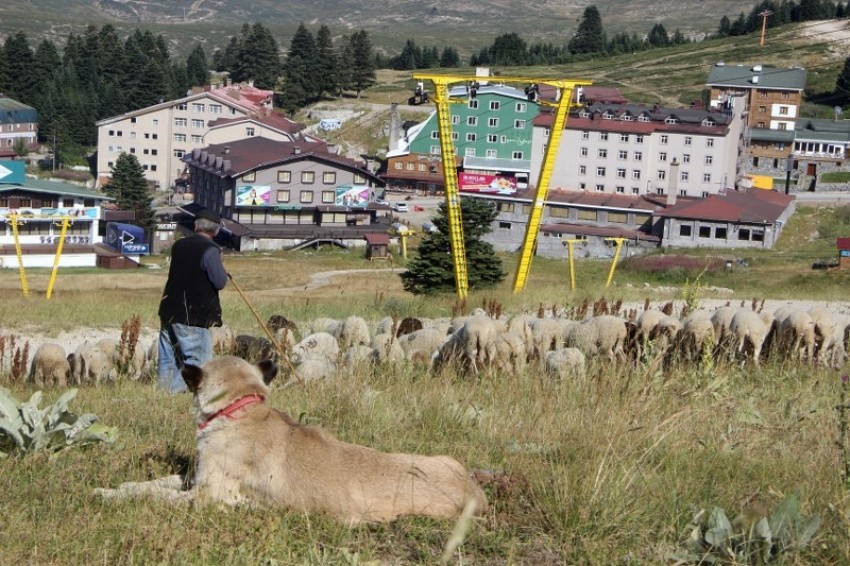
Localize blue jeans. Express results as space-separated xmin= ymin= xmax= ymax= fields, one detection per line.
xmin=158 ymin=323 xmax=213 ymax=393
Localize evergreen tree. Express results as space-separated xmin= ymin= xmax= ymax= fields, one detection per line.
xmin=568 ymin=6 xmax=606 ymax=55
xmin=647 ymin=23 xmax=671 ymax=47
xmin=315 ymin=25 xmax=339 ymax=99
xmin=127 ymin=59 xmax=169 ymax=109
xmin=0 ymin=43 xmax=9 ymax=94
xmin=490 ymin=33 xmax=529 ymax=66
xmin=439 ymin=46 xmax=460 ymax=68
xmin=348 ymin=30 xmax=376 ymax=98
xmin=105 ymin=153 xmax=154 ymax=231
xmin=4 ymin=32 xmax=38 ymax=101
xmin=278 ymin=23 xmax=317 ymax=112
xmin=400 ymin=198 xmax=505 ymax=295
xmin=717 ymin=15 xmax=732 ymax=37
xmin=31 ymin=40 xmax=60 ymax=108
xmin=240 ymin=23 xmax=281 ymax=89
xmin=186 ymin=44 xmax=209 ymax=87
xmin=836 ymin=53 xmax=850 ymax=104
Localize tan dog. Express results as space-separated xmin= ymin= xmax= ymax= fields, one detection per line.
xmin=99 ymin=356 xmax=487 ymax=525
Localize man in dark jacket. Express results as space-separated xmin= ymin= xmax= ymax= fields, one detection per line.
xmin=157 ymin=209 xmax=228 ymax=393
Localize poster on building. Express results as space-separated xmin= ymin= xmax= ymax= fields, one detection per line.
xmin=236 ymin=185 xmax=271 ymax=206
xmin=105 ymin=222 xmax=149 ymax=254
xmin=0 ymin=207 xmax=98 ymax=220
xmin=335 ymin=185 xmax=369 ymax=207
xmin=458 ymin=172 xmax=517 ymax=195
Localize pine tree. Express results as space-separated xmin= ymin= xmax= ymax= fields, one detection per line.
xmin=647 ymin=23 xmax=671 ymax=47
xmin=348 ymin=30 xmax=376 ymax=98
xmin=490 ymin=33 xmax=529 ymax=66
xmin=4 ymin=32 xmax=38 ymax=101
xmin=105 ymin=153 xmax=154 ymax=231
xmin=278 ymin=23 xmax=317 ymax=112
xmin=568 ymin=6 xmax=606 ymax=55
xmin=400 ymin=198 xmax=505 ymax=295
xmin=836 ymin=54 xmax=850 ymax=104
xmin=186 ymin=44 xmax=209 ymax=87
xmin=243 ymin=23 xmax=281 ymax=89
xmin=314 ymin=25 xmax=339 ymax=99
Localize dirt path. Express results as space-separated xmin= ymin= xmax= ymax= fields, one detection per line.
xmin=252 ymin=268 xmax=405 ymax=296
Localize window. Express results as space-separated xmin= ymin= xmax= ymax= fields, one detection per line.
xmin=598 ymin=149 xmax=607 ymax=158
xmin=322 ymin=191 xmax=335 ymax=203
xmin=488 ymin=117 xmax=499 ymax=127
xmin=246 ymin=127 xmax=255 ymax=136
xmin=580 ymin=147 xmax=588 ymax=156
xmin=465 ymin=148 xmax=476 ymax=157
xmin=323 ymin=172 xmax=336 ymax=184
xmin=354 ymin=173 xmax=366 ymax=184
xmin=608 ymin=212 xmax=627 ymax=223
xmin=430 ymin=145 xmax=440 ymax=155
xmin=467 ymin=116 xmax=478 ymax=126
xmin=618 ymin=150 xmax=628 ymax=160
xmin=620 ymin=134 xmax=629 ymax=142
xmin=173 ymin=149 xmax=185 ymax=158
xmin=174 ymin=118 xmax=187 ymax=127
xmin=684 ymin=136 xmax=692 ymax=146
xmin=130 ymin=117 xmax=137 ymax=123
xmin=635 ymin=135 xmax=644 ymax=143
xmin=242 ymin=172 xmax=256 ymax=182
xmin=581 ymin=131 xmax=590 ymax=140
xmin=405 ymin=162 xmax=414 ymax=171
xmin=617 ymin=168 xmax=626 ymax=178
xmin=301 ymin=171 xmax=315 ymax=184
xmin=129 ymin=147 xmax=135 ymax=154
xmin=191 ymin=119 xmax=204 ymax=128
xmin=679 ymin=225 xmax=692 ymax=237
xmin=486 ymin=149 xmax=497 ymax=157
xmin=466 ymin=133 xmax=477 ymax=142
xmin=659 ymin=152 xmax=667 ymax=162
xmin=634 ymin=151 xmax=642 ymax=161
xmin=512 ymin=151 xmax=523 ymax=159
xmin=174 ymin=133 xmax=187 ymax=142
xmin=152 ymin=119 xmax=158 ymax=126
xmin=489 ymin=101 xmax=500 ymax=110
xmin=579 ymin=165 xmax=587 ymax=175
xmin=715 ymin=227 xmax=727 ymax=239
xmin=631 ymin=187 xmax=640 ymax=194
xmin=498 ymin=222 xmax=512 ymax=229
xmin=632 ymin=170 xmax=641 ymax=180
xmin=656 ymin=188 xmax=664 ymax=195
xmin=681 ymin=171 xmax=689 ymax=181
xmin=175 ymin=103 xmax=187 ymax=111
xmin=468 ymin=99 xmax=479 ymax=109
xmin=577 ymin=209 xmax=597 ymax=221
xmin=549 ymin=207 xmax=569 ymax=218
xmin=515 ymin=102 xmax=527 ymax=112
xmin=738 ymin=228 xmax=751 ymax=241
xmin=595 ymin=184 xmax=605 ymax=191
xmin=487 ymin=134 xmax=498 ymax=143
xmin=599 ymin=132 xmax=609 ymax=141
xmin=660 ymin=135 xmax=668 ymax=144
xmin=616 ymin=186 xmax=625 ymax=193
xmin=451 ymin=115 xmax=460 ymax=125
xmin=451 ymin=132 xmax=459 ymax=140
xmin=210 ymin=104 xmax=222 ymax=114
xmin=393 ymin=162 xmax=402 ymax=170
xmin=277 ymin=190 xmax=290 ymax=202
xmin=704 ymin=155 xmax=713 ymax=165
xmin=191 ymin=135 xmax=203 ymax=144
xmin=130 ymin=132 xmax=136 ymax=139
xmin=192 ymin=103 xmax=205 ymax=112
xmin=418 ymin=163 xmax=426 ymax=172
xmin=497 ymin=202 xmax=515 ymax=213
xmin=758 ymin=105 xmax=767 ymax=113
xmin=300 ymin=191 xmax=313 ymax=203
xmin=706 ymin=138 xmax=714 ymax=148
xmin=682 ymin=154 xmax=690 ymax=163
xmin=703 ymin=173 xmax=711 ymax=183
xmin=514 ymin=119 xmax=526 ymax=128
xmin=778 ymin=123 xmax=788 ymax=131
xmin=698 ymin=226 xmax=711 ymax=238
xmin=596 ymin=166 xmax=606 ymax=177
xmin=500 ymin=135 xmax=508 ymax=143
xmin=702 ymin=191 xmax=709 ymax=198
xmin=657 ymin=170 xmax=666 ymax=180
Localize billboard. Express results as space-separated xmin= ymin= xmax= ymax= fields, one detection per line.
xmin=335 ymin=185 xmax=369 ymax=207
xmin=106 ymin=222 xmax=149 ymax=254
xmin=458 ymin=172 xmax=517 ymax=195
xmin=0 ymin=207 xmax=98 ymax=220
xmin=236 ymin=185 xmax=271 ymax=206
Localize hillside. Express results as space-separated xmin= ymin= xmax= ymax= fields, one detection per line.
xmin=0 ymin=0 xmax=748 ymax=56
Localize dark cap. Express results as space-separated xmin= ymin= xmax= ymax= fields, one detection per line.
xmin=194 ymin=209 xmax=222 ymax=224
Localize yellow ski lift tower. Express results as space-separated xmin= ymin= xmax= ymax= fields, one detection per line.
xmin=46 ymin=216 xmax=72 ymax=300
xmin=604 ymin=237 xmax=628 ymax=289
xmin=8 ymin=213 xmax=29 ymax=298
xmin=562 ymin=238 xmax=586 ymax=291
xmin=412 ymin=73 xmax=591 ymax=299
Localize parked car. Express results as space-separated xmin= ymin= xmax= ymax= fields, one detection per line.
xmin=393 ymin=203 xmax=409 ymax=213
xmin=375 ymin=199 xmax=390 ymax=206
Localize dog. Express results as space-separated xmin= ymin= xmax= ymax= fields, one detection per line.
xmin=97 ymin=356 xmax=488 ymax=525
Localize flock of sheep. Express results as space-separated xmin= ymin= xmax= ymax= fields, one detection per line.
xmin=23 ymin=300 xmax=850 ymax=389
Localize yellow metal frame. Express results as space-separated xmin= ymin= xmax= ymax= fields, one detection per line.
xmin=604 ymin=237 xmax=627 ymax=288
xmin=8 ymin=213 xmax=29 ymax=298
xmin=562 ymin=239 xmax=585 ymax=291
xmin=412 ymin=73 xmax=591 ymax=298
xmin=47 ymin=217 xmax=72 ymax=299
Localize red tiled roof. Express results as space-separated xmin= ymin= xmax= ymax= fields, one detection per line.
xmin=518 ymin=188 xmax=660 ymax=212
xmin=208 ymin=112 xmax=304 ymax=135
xmin=365 ymin=233 xmax=390 ymax=245
xmin=657 ymin=189 xmax=795 ymax=223
xmin=837 ymin=237 xmax=850 ymax=250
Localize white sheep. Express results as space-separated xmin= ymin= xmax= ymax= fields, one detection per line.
xmin=397 ymin=327 xmax=447 ymax=361
xmin=506 ymin=314 xmax=535 ymax=361
xmin=289 ymin=355 xmax=338 ymax=384
xmin=777 ymin=310 xmax=816 ymax=363
xmin=544 ymin=348 xmax=587 ymax=380
xmin=342 ymin=345 xmax=375 ymax=367
xmin=374 ymin=316 xmax=395 ymax=337
xmin=530 ymin=317 xmax=567 ymax=359
xmin=96 ymin=337 xmax=145 ymax=379
xmin=809 ymin=307 xmax=839 ymax=364
xmin=29 ymin=343 xmax=70 ymax=388
xmin=681 ymin=310 xmax=715 ymax=362
xmin=289 ymin=332 xmax=340 ymax=365
xmin=210 ymin=325 xmax=236 ymax=355
xmin=308 ymin=317 xmax=343 ymax=336
xmin=493 ymin=330 xmax=528 ymax=374
xmin=338 ymin=316 xmax=371 ymax=349
xmin=68 ymin=342 xmax=113 ymax=384
xmin=369 ymin=333 xmax=405 ymax=365
xmin=565 ymin=315 xmax=628 ymax=364
xmin=728 ymin=309 xmax=773 ymax=364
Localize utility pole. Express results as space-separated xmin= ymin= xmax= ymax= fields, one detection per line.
xmin=758 ymin=10 xmax=772 ymax=47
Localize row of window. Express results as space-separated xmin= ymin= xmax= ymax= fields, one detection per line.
xmin=106 ymin=161 xmax=157 ymax=171
xmin=578 ymin=109 xmax=718 ymax=127
xmin=174 ymin=118 xmax=207 ymax=128
xmin=579 ymin=131 xmax=716 ymax=147
xmin=2 ymin=124 xmax=35 ymax=131
xmin=107 ymin=146 xmax=160 ymax=156
xmin=174 ymin=134 xmax=205 ymax=143
xmin=238 ymin=171 xmax=367 ymax=185
xmin=429 ymin=146 xmax=523 ymax=159
xmin=679 ymin=224 xmax=764 ymax=242
xmin=578 ymin=165 xmax=713 ymax=183
xmin=173 ymin=103 xmax=224 ymax=114
xmin=465 ymin=100 xmax=528 ymax=112
xmin=107 ymin=130 xmax=159 ymax=140
xmin=579 ymin=148 xmax=713 ymax=165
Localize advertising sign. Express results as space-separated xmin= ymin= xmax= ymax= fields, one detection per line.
xmin=236 ymin=185 xmax=271 ymax=206
xmin=0 ymin=207 xmax=98 ymax=220
xmin=0 ymin=160 xmax=26 ymax=184
xmin=106 ymin=222 xmax=149 ymax=254
xmin=458 ymin=172 xmax=517 ymax=195
xmin=335 ymin=185 xmax=369 ymax=207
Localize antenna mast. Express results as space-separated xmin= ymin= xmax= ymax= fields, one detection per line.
xmin=758 ymin=10 xmax=772 ymax=47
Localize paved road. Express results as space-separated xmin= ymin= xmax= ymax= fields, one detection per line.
xmin=793 ymin=191 xmax=850 ymax=205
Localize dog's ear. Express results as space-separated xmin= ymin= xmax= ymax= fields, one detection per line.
xmin=181 ymin=364 xmax=204 ymax=393
xmin=256 ymin=359 xmax=278 ymax=385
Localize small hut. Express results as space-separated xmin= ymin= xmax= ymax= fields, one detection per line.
xmin=364 ymin=233 xmax=391 ymax=261
xmin=837 ymin=237 xmax=850 ymax=269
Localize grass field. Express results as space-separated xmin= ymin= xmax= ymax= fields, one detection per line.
xmin=1 ymin=205 xmax=850 ymax=563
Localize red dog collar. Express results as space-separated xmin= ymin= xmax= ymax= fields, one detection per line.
xmin=198 ymin=394 xmax=265 ymax=431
